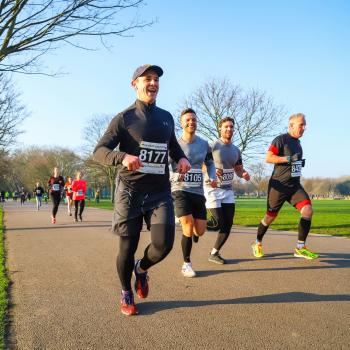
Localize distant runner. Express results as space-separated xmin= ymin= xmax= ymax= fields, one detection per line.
xmin=72 ymin=171 xmax=87 ymax=222
xmin=47 ymin=167 xmax=65 ymax=224
xmin=64 ymin=177 xmax=74 ymax=216
xmin=33 ymin=182 xmax=45 ymax=211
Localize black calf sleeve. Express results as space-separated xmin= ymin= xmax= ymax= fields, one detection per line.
xmin=211 ymin=204 xmax=235 ymax=251
xmin=140 ymin=224 xmax=175 ymax=270
xmin=117 ymin=234 xmax=140 ymax=291
xmin=181 ymin=235 xmax=193 ymax=263
xmin=257 ymin=222 xmax=269 ymax=242
xmin=298 ymin=217 xmax=311 ymax=242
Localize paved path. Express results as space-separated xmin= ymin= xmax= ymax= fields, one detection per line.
xmin=3 ymin=200 xmax=350 ymax=349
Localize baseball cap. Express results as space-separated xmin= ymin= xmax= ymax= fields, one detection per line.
xmin=132 ymin=64 xmax=163 ymax=81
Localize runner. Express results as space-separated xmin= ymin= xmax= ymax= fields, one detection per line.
xmin=170 ymin=108 xmax=217 ymax=277
xmin=64 ymin=177 xmax=74 ymax=216
xmin=33 ymin=182 xmax=45 ymax=211
xmin=47 ymin=167 xmax=65 ymax=224
xmin=251 ymin=113 xmax=319 ymax=260
xmin=20 ymin=187 xmax=26 ymax=205
xmin=204 ymin=117 xmax=250 ymax=264
xmin=72 ymin=171 xmax=87 ymax=222
xmin=93 ymin=64 xmax=190 ymax=316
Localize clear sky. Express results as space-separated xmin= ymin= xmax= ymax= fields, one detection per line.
xmin=14 ymin=0 xmax=350 ymax=178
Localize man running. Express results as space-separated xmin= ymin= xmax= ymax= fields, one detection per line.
xmin=72 ymin=171 xmax=87 ymax=222
xmin=47 ymin=167 xmax=65 ymax=224
xmin=33 ymin=182 xmax=45 ymax=211
xmin=205 ymin=117 xmax=250 ymax=264
xmin=93 ymin=64 xmax=190 ymax=316
xmin=251 ymin=113 xmax=319 ymax=260
xmin=170 ymin=108 xmax=217 ymax=278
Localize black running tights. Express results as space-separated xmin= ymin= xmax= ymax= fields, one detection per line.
xmin=74 ymin=199 xmax=85 ymax=219
xmin=209 ymin=203 xmax=236 ymax=251
xmin=50 ymin=193 xmax=61 ymax=218
xmin=117 ymin=223 xmax=175 ymax=291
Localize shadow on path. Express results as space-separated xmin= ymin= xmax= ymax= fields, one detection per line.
xmin=5 ymin=223 xmax=111 ymax=231
xmin=138 ymin=292 xmax=350 ymax=315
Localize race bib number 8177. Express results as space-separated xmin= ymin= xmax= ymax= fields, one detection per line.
xmin=138 ymin=141 xmax=168 ymax=175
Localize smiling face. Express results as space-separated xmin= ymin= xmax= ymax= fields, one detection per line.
xmin=132 ymin=69 xmax=159 ymax=104
xmin=181 ymin=112 xmax=197 ymax=135
xmin=289 ymin=115 xmax=306 ymax=139
xmin=220 ymin=120 xmax=234 ymax=142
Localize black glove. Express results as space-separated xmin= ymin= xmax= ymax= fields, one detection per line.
xmin=287 ymin=153 xmax=301 ymax=163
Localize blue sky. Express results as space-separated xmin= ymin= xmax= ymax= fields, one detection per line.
xmin=14 ymin=0 xmax=350 ymax=178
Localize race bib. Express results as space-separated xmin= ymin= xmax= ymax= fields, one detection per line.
xmin=138 ymin=141 xmax=167 ymax=175
xmin=219 ymin=169 xmax=235 ymax=186
xmin=182 ymin=169 xmax=203 ymax=187
xmin=36 ymin=189 xmax=41 ymax=194
xmin=291 ymin=160 xmax=302 ymax=177
xmin=77 ymin=190 xmax=84 ymax=196
xmin=52 ymin=184 xmax=60 ymax=191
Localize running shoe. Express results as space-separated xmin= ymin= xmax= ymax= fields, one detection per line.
xmin=251 ymin=242 xmax=264 ymax=258
xmin=192 ymin=234 xmax=199 ymax=243
xmin=208 ymin=252 xmax=226 ymax=265
xmin=120 ymin=290 xmax=138 ymax=316
xmin=181 ymin=262 xmax=196 ymax=278
xmin=294 ymin=247 xmax=319 ymax=260
xmin=133 ymin=260 xmax=149 ymax=299
xmin=51 ymin=216 xmax=56 ymax=224
xmin=74 ymin=218 xmax=78 ymax=222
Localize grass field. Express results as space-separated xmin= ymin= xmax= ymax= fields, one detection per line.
xmin=0 ymin=207 xmax=9 ymax=349
xmin=87 ymin=198 xmax=350 ymax=236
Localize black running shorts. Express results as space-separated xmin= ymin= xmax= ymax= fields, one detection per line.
xmin=172 ymin=190 xmax=207 ymax=220
xmin=267 ymin=179 xmax=310 ymax=216
xmin=113 ymin=179 xmax=175 ymax=236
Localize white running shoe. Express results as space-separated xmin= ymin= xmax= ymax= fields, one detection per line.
xmin=181 ymin=262 xmax=196 ymax=278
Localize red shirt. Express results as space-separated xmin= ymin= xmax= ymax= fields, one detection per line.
xmin=72 ymin=179 xmax=87 ymax=200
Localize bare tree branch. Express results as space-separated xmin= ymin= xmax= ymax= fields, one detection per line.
xmin=0 ymin=0 xmax=153 ymax=73
xmin=0 ymin=72 xmax=28 ymax=147
xmin=179 ymin=78 xmax=286 ymax=162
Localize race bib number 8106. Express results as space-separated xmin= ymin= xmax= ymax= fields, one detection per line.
xmin=138 ymin=141 xmax=168 ymax=175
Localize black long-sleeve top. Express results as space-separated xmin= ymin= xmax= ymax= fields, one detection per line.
xmin=93 ymin=100 xmax=186 ymax=193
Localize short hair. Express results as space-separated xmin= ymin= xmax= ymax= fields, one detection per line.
xmin=218 ymin=117 xmax=235 ymax=128
xmin=180 ymin=108 xmax=196 ymax=117
xmin=289 ymin=113 xmax=305 ymax=123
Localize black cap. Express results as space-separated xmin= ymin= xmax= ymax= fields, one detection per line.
xmin=132 ymin=64 xmax=163 ymax=81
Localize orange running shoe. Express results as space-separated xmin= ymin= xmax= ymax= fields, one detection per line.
xmin=120 ymin=290 xmax=138 ymax=316
xmin=133 ymin=260 xmax=149 ymax=299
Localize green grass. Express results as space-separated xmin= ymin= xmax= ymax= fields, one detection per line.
xmin=0 ymin=207 xmax=9 ymax=349
xmin=87 ymin=198 xmax=350 ymax=236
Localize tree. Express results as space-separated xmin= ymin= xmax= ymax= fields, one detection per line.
xmin=0 ymin=0 xmax=152 ymax=73
xmin=9 ymin=146 xmax=81 ymax=191
xmin=0 ymin=73 xmax=27 ymax=147
xmin=181 ymin=78 xmax=285 ymax=160
xmin=249 ymin=162 xmax=268 ymax=197
xmin=335 ymin=181 xmax=350 ymax=196
xmin=82 ymin=114 xmax=117 ymax=202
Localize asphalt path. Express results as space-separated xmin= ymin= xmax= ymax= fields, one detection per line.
xmin=3 ymin=200 xmax=350 ymax=349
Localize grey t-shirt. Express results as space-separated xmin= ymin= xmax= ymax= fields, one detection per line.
xmin=170 ymin=135 xmax=216 ymax=195
xmin=204 ymin=139 xmax=242 ymax=190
